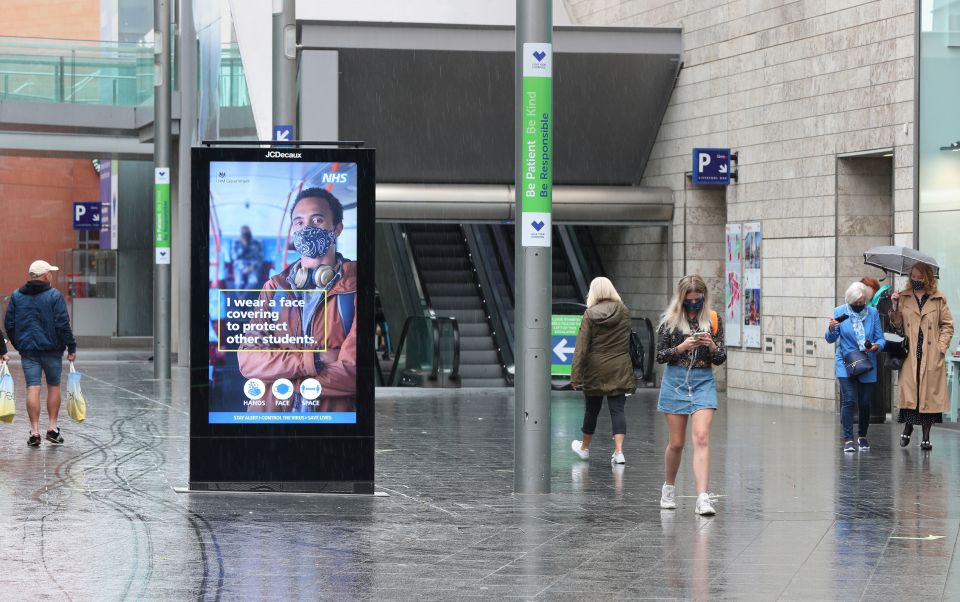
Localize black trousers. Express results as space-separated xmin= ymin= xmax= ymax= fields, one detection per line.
xmin=581 ymin=394 xmax=627 ymax=436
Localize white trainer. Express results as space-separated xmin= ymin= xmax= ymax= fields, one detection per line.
xmin=695 ymin=492 xmax=716 ymax=516
xmin=611 ymin=451 xmax=625 ymax=464
xmin=660 ymin=483 xmax=676 ymax=509
xmin=571 ymin=440 xmax=589 ymax=460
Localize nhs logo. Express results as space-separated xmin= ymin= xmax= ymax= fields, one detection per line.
xmin=321 ymin=173 xmax=348 ymax=184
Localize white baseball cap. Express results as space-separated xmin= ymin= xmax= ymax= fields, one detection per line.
xmin=28 ymin=260 xmax=59 ymax=277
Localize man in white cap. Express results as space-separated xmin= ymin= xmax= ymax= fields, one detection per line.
xmin=4 ymin=260 xmax=77 ymax=446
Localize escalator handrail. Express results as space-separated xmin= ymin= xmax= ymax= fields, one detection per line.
xmin=398 ymin=225 xmax=433 ymax=315
xmin=557 ymin=226 xmax=590 ymax=301
xmin=571 ymin=225 xmax=608 ymax=279
xmin=490 ymin=225 xmax=515 ymax=303
xmin=385 ymin=315 xmax=461 ymax=385
xmin=444 ymin=317 xmax=461 ymax=381
xmin=387 ymin=316 xmax=438 ymax=385
xmin=463 ymin=225 xmax=514 ymax=379
xmin=375 ymin=352 xmax=385 ymax=386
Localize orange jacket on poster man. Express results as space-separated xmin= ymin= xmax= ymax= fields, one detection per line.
xmin=238 ymin=261 xmax=357 ymax=412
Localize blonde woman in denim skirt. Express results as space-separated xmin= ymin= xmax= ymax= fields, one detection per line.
xmin=655 ymin=275 xmax=726 ymax=515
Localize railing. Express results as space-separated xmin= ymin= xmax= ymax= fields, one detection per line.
xmin=465 ymin=224 xmax=515 ymax=383
xmin=384 ymin=316 xmax=460 ymax=387
xmin=0 ymin=36 xmax=251 ymax=108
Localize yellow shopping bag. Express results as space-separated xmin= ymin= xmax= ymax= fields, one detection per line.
xmin=66 ymin=361 xmax=86 ymax=423
xmin=0 ymin=361 xmax=15 ymax=424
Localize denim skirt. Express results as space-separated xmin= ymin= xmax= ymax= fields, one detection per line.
xmin=657 ymin=365 xmax=718 ymax=415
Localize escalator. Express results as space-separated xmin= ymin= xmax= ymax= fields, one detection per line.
xmin=376 ymin=221 xmax=654 ymax=389
xmin=404 ymin=224 xmax=508 ymax=387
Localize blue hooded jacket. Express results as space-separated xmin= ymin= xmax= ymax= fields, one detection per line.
xmin=4 ymin=280 xmax=77 ymax=355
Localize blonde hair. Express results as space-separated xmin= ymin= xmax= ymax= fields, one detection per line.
xmin=905 ymin=262 xmax=938 ymax=294
xmin=659 ymin=274 xmax=712 ymax=334
xmin=586 ymin=277 xmax=622 ymax=308
xmin=844 ymin=282 xmax=870 ymax=305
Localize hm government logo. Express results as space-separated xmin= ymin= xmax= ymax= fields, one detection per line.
xmin=215 ymin=171 xmax=249 ymax=185
xmin=265 ymin=150 xmax=302 ymax=159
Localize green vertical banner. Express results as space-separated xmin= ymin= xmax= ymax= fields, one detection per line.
xmin=155 ymin=167 xmax=171 ymax=264
xmin=521 ymin=42 xmax=552 ymax=248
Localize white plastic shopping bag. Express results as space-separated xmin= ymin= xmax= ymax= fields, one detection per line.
xmin=0 ymin=361 xmax=15 ymax=424
xmin=66 ymin=361 xmax=86 ymax=423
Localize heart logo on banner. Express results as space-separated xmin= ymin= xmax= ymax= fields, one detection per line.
xmin=532 ymin=51 xmax=546 ymax=62
xmin=531 ymin=220 xmax=545 ymax=232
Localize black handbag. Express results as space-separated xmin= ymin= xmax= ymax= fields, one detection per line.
xmin=843 ymin=350 xmax=872 ymax=376
xmin=882 ymin=332 xmax=908 ymax=370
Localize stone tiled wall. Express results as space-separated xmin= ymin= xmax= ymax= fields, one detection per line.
xmin=568 ymin=0 xmax=915 ymax=410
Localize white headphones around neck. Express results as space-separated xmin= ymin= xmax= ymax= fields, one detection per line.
xmin=292 ymin=263 xmax=336 ymax=288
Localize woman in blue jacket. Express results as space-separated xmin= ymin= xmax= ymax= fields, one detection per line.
xmin=825 ymin=282 xmax=885 ymax=452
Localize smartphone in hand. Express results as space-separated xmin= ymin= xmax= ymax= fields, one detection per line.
xmin=835 ymin=314 xmax=849 ymax=323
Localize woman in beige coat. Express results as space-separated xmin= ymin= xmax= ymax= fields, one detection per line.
xmin=890 ymin=262 xmax=954 ymax=450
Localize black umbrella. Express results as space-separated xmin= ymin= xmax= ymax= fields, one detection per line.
xmin=863 ymin=245 xmax=939 ymax=277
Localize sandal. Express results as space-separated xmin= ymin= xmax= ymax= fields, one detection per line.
xmin=900 ymin=434 xmax=910 ymax=447
xmin=921 ymin=440 xmax=932 ymax=451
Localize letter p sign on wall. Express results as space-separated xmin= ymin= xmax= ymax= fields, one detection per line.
xmin=692 ymin=148 xmax=731 ymax=185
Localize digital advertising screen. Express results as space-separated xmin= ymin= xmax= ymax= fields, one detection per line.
xmin=190 ymin=146 xmax=375 ymax=492
xmin=208 ymin=160 xmax=359 ymax=425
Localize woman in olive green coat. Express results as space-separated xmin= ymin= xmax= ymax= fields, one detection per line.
xmin=570 ymin=277 xmax=636 ymax=464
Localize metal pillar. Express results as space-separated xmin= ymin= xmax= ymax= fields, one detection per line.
xmin=514 ymin=0 xmax=553 ymax=494
xmin=273 ymin=0 xmax=297 ymax=138
xmin=176 ymin=0 xmax=196 ymax=368
xmin=154 ymin=0 xmax=172 ymax=379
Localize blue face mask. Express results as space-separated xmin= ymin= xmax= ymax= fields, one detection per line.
xmin=292 ymin=226 xmax=336 ymax=259
xmin=683 ymin=298 xmax=704 ymax=311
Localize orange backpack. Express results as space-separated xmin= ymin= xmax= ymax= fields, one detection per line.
xmin=709 ymin=310 xmax=719 ymax=336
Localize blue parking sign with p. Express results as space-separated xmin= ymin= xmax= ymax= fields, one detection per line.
xmin=692 ymin=148 xmax=731 ymax=185
xmin=73 ymin=201 xmax=101 ymax=230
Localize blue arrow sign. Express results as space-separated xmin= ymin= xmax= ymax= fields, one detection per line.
xmin=73 ymin=201 xmax=101 ymax=230
xmin=692 ymin=147 xmax=731 ymax=185
xmin=273 ymin=125 xmax=293 ymax=142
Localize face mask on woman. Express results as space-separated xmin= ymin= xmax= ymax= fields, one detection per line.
xmin=911 ymin=279 xmax=924 ymax=291
xmin=849 ymin=303 xmax=866 ymax=314
xmin=683 ymin=298 xmax=704 ymax=312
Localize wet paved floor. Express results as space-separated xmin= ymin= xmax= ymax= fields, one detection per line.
xmin=2 ymin=353 xmax=960 ymax=600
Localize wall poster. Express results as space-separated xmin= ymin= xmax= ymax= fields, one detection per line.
xmin=742 ymin=222 xmax=762 ymax=348
xmin=724 ymin=224 xmax=742 ymax=347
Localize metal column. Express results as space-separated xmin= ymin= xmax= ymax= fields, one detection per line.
xmin=273 ymin=0 xmax=297 ymax=137
xmin=176 ymin=0 xmax=196 ymax=367
xmin=514 ymin=0 xmax=553 ymax=494
xmin=154 ymin=0 xmax=172 ymax=379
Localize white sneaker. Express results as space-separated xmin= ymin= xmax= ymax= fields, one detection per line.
xmin=695 ymin=492 xmax=716 ymax=516
xmin=611 ymin=451 xmax=625 ymax=464
xmin=660 ymin=483 xmax=676 ymax=509
xmin=571 ymin=440 xmax=589 ymax=460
